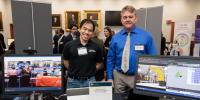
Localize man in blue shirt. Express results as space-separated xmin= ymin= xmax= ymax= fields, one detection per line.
xmin=107 ymin=5 xmax=157 ymax=100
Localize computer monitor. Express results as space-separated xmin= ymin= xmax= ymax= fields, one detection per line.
xmin=134 ymin=55 xmax=200 ymax=100
xmin=2 ymin=54 xmax=64 ymax=95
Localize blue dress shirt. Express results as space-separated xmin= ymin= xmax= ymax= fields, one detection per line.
xmin=106 ymin=26 xmax=157 ymax=80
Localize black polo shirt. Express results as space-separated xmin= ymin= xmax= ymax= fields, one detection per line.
xmin=63 ymin=38 xmax=103 ymax=77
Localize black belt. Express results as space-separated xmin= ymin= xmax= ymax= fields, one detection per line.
xmin=117 ymin=70 xmax=134 ymax=76
xmin=68 ymin=74 xmax=93 ymax=80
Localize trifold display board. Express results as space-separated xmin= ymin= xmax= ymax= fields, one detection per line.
xmin=136 ymin=6 xmax=163 ymax=54
xmin=134 ymin=55 xmax=200 ymax=100
xmin=11 ymin=0 xmax=52 ymax=54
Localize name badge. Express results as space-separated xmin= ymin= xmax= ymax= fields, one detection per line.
xmin=78 ymin=47 xmax=87 ymax=56
xmin=135 ymin=45 xmax=144 ymax=51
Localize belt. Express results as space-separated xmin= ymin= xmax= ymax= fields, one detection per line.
xmin=117 ymin=70 xmax=134 ymax=76
xmin=68 ymin=74 xmax=92 ymax=80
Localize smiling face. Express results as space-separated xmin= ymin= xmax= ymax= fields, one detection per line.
xmin=79 ymin=22 xmax=94 ymax=43
xmin=121 ymin=11 xmax=137 ymax=31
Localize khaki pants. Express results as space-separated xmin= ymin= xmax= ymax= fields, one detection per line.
xmin=113 ymin=70 xmax=135 ymax=100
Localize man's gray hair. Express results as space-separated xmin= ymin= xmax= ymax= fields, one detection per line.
xmin=121 ymin=5 xmax=136 ymax=14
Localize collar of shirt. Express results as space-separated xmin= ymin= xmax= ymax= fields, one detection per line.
xmin=77 ymin=38 xmax=92 ymax=46
xmin=120 ymin=26 xmax=140 ymax=35
xmin=71 ymin=33 xmax=76 ymax=38
xmin=58 ymin=34 xmax=65 ymax=43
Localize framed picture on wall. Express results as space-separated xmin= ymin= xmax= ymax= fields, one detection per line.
xmin=0 ymin=12 xmax=3 ymax=31
xmin=52 ymin=14 xmax=62 ymax=28
xmin=10 ymin=24 xmax=14 ymax=39
xmin=65 ymin=11 xmax=80 ymax=31
xmin=83 ymin=10 xmax=102 ymax=32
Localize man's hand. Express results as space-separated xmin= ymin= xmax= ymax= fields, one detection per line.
xmin=96 ymin=62 xmax=103 ymax=70
xmin=63 ymin=60 xmax=69 ymax=69
xmin=107 ymin=79 xmax=114 ymax=87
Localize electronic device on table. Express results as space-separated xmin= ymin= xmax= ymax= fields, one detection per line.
xmin=2 ymin=54 xmax=64 ymax=96
xmin=134 ymin=55 xmax=200 ymax=100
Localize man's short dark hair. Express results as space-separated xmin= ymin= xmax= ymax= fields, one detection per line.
xmin=59 ymin=29 xmax=64 ymax=34
xmin=80 ymin=19 xmax=95 ymax=32
xmin=70 ymin=24 xmax=78 ymax=30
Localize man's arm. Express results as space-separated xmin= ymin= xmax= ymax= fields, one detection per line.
xmin=63 ymin=60 xmax=69 ymax=69
xmin=63 ymin=42 xmax=70 ymax=70
xmin=95 ymin=42 xmax=104 ymax=70
xmin=106 ymin=38 xmax=115 ymax=80
xmin=96 ymin=62 xmax=103 ymax=70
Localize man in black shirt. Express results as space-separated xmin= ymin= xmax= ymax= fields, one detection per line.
xmin=63 ymin=19 xmax=103 ymax=88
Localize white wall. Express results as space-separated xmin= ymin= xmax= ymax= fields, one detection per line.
xmin=50 ymin=0 xmax=165 ymax=39
xmin=37 ymin=0 xmax=200 ymax=42
xmin=1 ymin=0 xmax=200 ymax=43
xmin=163 ymin=0 xmax=200 ymax=42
